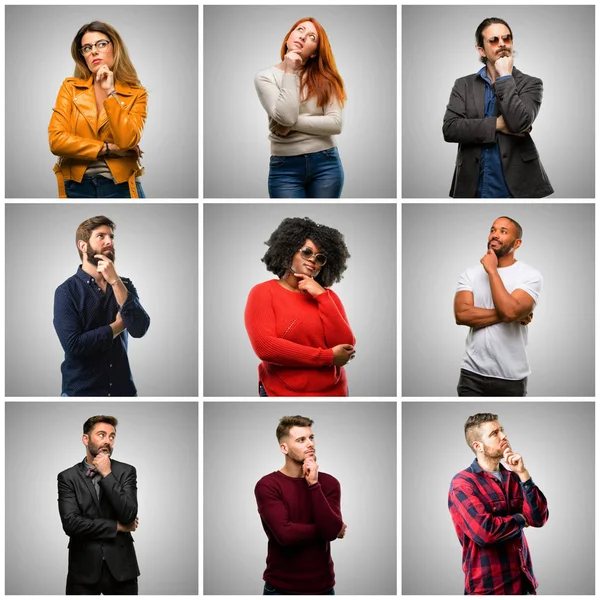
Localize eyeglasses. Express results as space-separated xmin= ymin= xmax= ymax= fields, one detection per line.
xmin=299 ymin=246 xmax=327 ymax=267
xmin=80 ymin=39 xmax=111 ymax=56
xmin=487 ymin=34 xmax=512 ymax=46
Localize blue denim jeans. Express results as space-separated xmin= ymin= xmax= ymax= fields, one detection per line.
xmin=65 ymin=176 xmax=146 ymax=198
xmin=259 ymin=382 xmax=268 ymax=397
xmin=263 ymin=583 xmax=334 ymax=595
xmin=268 ymin=147 xmax=344 ymax=198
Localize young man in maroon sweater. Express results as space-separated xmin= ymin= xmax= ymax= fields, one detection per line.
xmin=255 ymin=415 xmax=347 ymax=595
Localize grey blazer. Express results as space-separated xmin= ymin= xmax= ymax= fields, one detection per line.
xmin=443 ymin=68 xmax=554 ymax=198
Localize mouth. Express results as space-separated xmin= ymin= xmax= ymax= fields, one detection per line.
xmin=293 ymin=41 xmax=304 ymax=49
xmin=305 ymin=451 xmax=315 ymax=455
xmin=92 ymin=59 xmax=102 ymax=64
xmin=303 ymin=263 xmax=315 ymax=272
xmin=489 ymin=240 xmax=501 ymax=247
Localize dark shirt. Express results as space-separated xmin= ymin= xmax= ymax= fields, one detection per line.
xmin=476 ymin=67 xmax=513 ymax=198
xmin=53 ymin=266 xmax=150 ymax=396
xmin=448 ymin=458 xmax=549 ymax=595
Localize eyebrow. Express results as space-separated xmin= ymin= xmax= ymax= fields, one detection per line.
xmin=298 ymin=25 xmax=318 ymax=37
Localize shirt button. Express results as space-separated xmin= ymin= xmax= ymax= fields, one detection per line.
xmin=108 ymin=394 xmax=111 ymax=397
xmin=109 ymin=383 xmax=113 ymax=386
xmin=109 ymin=364 xmax=113 ymax=368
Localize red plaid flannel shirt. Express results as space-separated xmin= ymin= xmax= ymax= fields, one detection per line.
xmin=448 ymin=459 xmax=549 ymax=595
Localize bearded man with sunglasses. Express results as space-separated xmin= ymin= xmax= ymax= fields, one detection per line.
xmin=443 ymin=18 xmax=553 ymax=198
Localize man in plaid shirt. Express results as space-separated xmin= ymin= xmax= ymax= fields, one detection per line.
xmin=448 ymin=413 xmax=548 ymax=594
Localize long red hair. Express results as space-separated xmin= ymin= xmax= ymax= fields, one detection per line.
xmin=280 ymin=17 xmax=346 ymax=108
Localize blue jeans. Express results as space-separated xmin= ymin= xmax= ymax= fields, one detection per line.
xmin=268 ymin=147 xmax=344 ymax=198
xmin=263 ymin=583 xmax=334 ymax=595
xmin=258 ymin=382 xmax=268 ymax=397
xmin=65 ymin=176 xmax=146 ymax=198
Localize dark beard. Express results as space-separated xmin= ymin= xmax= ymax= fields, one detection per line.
xmin=88 ymin=441 xmax=112 ymax=457
xmin=487 ymin=240 xmax=515 ymax=258
xmin=86 ymin=245 xmax=115 ymax=266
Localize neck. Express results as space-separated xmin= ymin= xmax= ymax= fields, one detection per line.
xmin=85 ymin=452 xmax=94 ymax=466
xmin=485 ymin=62 xmax=498 ymax=84
xmin=81 ymin=261 xmax=105 ymax=282
xmin=477 ymin=454 xmax=501 ymax=472
xmin=497 ymin=253 xmax=517 ymax=268
xmin=279 ymin=270 xmax=300 ymax=291
xmin=280 ymin=457 xmax=304 ymax=478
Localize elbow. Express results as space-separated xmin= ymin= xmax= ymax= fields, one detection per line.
xmin=443 ymin=121 xmax=457 ymax=143
xmin=127 ymin=320 xmax=150 ymax=338
xmin=273 ymin=114 xmax=296 ymax=128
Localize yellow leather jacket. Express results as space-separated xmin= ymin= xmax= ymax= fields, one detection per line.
xmin=49 ymin=76 xmax=147 ymax=198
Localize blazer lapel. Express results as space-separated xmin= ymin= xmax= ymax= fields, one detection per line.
xmin=77 ymin=461 xmax=101 ymax=511
xmin=473 ymin=75 xmax=485 ymax=119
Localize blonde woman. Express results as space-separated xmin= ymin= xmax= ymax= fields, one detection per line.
xmin=49 ymin=22 xmax=147 ymax=198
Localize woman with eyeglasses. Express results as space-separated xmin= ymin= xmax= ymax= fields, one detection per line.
xmin=254 ymin=18 xmax=346 ymax=198
xmin=245 ymin=217 xmax=355 ymax=397
xmin=49 ymin=21 xmax=147 ymax=198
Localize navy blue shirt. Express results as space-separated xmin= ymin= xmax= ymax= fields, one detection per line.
xmin=53 ymin=267 xmax=150 ymax=396
xmin=476 ymin=67 xmax=513 ymax=198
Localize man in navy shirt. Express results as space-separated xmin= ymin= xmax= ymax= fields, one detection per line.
xmin=53 ymin=216 xmax=150 ymax=396
xmin=443 ymin=17 xmax=553 ymax=198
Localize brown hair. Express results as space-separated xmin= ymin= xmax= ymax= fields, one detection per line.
xmin=83 ymin=415 xmax=118 ymax=435
xmin=475 ymin=17 xmax=513 ymax=64
xmin=276 ymin=415 xmax=314 ymax=442
xmin=280 ymin=17 xmax=346 ymax=108
xmin=76 ymin=215 xmax=115 ymax=260
xmin=71 ymin=21 xmax=142 ymax=87
xmin=464 ymin=413 xmax=498 ymax=453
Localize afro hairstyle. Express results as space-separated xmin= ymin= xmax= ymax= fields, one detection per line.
xmin=261 ymin=217 xmax=350 ymax=288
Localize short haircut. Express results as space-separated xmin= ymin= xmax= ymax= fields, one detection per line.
xmin=464 ymin=413 xmax=498 ymax=453
xmin=475 ymin=17 xmax=513 ymax=64
xmin=83 ymin=415 xmax=118 ymax=436
xmin=76 ymin=215 xmax=115 ymax=260
xmin=496 ymin=216 xmax=523 ymax=240
xmin=276 ymin=415 xmax=314 ymax=443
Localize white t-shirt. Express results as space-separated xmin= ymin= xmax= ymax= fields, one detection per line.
xmin=456 ymin=261 xmax=543 ymax=380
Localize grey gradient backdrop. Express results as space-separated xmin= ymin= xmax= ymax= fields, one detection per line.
xmin=402 ymin=402 xmax=595 ymax=595
xmin=402 ymin=5 xmax=595 ymax=198
xmin=204 ymin=401 xmax=397 ymax=595
xmin=203 ymin=203 xmax=397 ymax=397
xmin=204 ymin=5 xmax=396 ymax=198
xmin=5 ymin=402 xmax=198 ymax=594
xmin=5 ymin=204 xmax=198 ymax=396
xmin=402 ymin=204 xmax=594 ymax=397
xmin=6 ymin=5 xmax=198 ymax=198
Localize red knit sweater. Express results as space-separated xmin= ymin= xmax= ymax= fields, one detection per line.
xmin=255 ymin=470 xmax=343 ymax=594
xmin=244 ymin=279 xmax=355 ymax=396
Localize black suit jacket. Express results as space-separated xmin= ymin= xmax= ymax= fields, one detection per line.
xmin=57 ymin=459 xmax=140 ymax=585
xmin=443 ymin=68 xmax=554 ymax=198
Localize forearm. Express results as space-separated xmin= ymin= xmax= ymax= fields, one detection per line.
xmin=455 ymin=305 xmax=503 ymax=328
xmin=49 ymin=130 xmax=105 ymax=159
xmin=99 ymin=472 xmax=138 ymax=524
xmin=54 ymin=319 xmax=114 ymax=357
xmin=487 ymin=271 xmax=528 ymax=321
xmin=291 ymin=112 xmax=342 ymax=136
xmin=111 ymin=279 xmax=129 ymax=306
xmin=520 ymin=478 xmax=549 ymax=527
xmin=248 ymin=333 xmax=334 ymax=367
xmin=495 ymin=76 xmax=541 ymax=133
xmin=443 ymin=115 xmax=497 ymax=144
xmin=255 ymin=72 xmax=299 ymax=127
xmin=309 ymin=483 xmax=343 ymax=541
xmin=103 ymin=94 xmax=146 ymax=149
xmin=317 ymin=292 xmax=355 ymax=346
xmin=119 ymin=285 xmax=150 ymax=338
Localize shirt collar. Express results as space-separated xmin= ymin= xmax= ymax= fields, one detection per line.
xmin=76 ymin=265 xmax=97 ymax=285
xmin=477 ymin=65 xmax=493 ymax=85
xmin=470 ymin=457 xmax=507 ymax=474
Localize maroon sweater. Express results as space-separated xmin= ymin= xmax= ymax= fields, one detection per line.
xmin=255 ymin=470 xmax=343 ymax=594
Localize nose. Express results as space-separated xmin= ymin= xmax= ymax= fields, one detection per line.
xmin=499 ymin=431 xmax=507 ymax=440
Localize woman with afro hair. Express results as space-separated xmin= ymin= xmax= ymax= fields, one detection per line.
xmin=244 ymin=217 xmax=355 ymax=396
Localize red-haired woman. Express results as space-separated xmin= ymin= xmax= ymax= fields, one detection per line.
xmin=255 ymin=18 xmax=346 ymax=198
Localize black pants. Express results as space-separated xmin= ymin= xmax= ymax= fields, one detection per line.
xmin=66 ymin=561 xmax=138 ymax=595
xmin=457 ymin=369 xmax=527 ymax=397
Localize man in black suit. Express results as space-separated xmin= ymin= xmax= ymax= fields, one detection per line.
xmin=443 ymin=17 xmax=554 ymax=198
xmin=57 ymin=415 xmax=140 ymax=594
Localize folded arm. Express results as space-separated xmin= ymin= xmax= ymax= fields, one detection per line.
xmin=118 ymin=280 xmax=150 ymax=338
xmin=520 ymin=479 xmax=549 ymax=528
xmin=291 ymin=101 xmax=342 ymax=135
xmin=308 ymin=480 xmax=344 ymax=541
xmin=57 ymin=473 xmax=118 ymax=539
xmin=255 ymin=71 xmax=299 ymax=127
xmin=54 ymin=286 xmax=114 ymax=357
xmin=442 ymin=79 xmax=497 ymax=144
xmin=449 ymin=483 xmax=526 ymax=546
xmin=494 ymin=75 xmax=543 ymax=134
xmin=104 ymin=90 xmax=147 ymax=150
xmin=255 ymin=481 xmax=319 ymax=546
xmin=316 ymin=290 xmax=355 ymax=347
xmin=98 ymin=467 xmax=138 ymax=524
xmin=48 ymin=82 xmax=104 ymax=159
xmin=454 ymin=290 xmax=503 ymax=328
xmin=244 ymin=286 xmax=334 ymax=367
xmin=487 ymin=274 xmax=536 ymax=322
